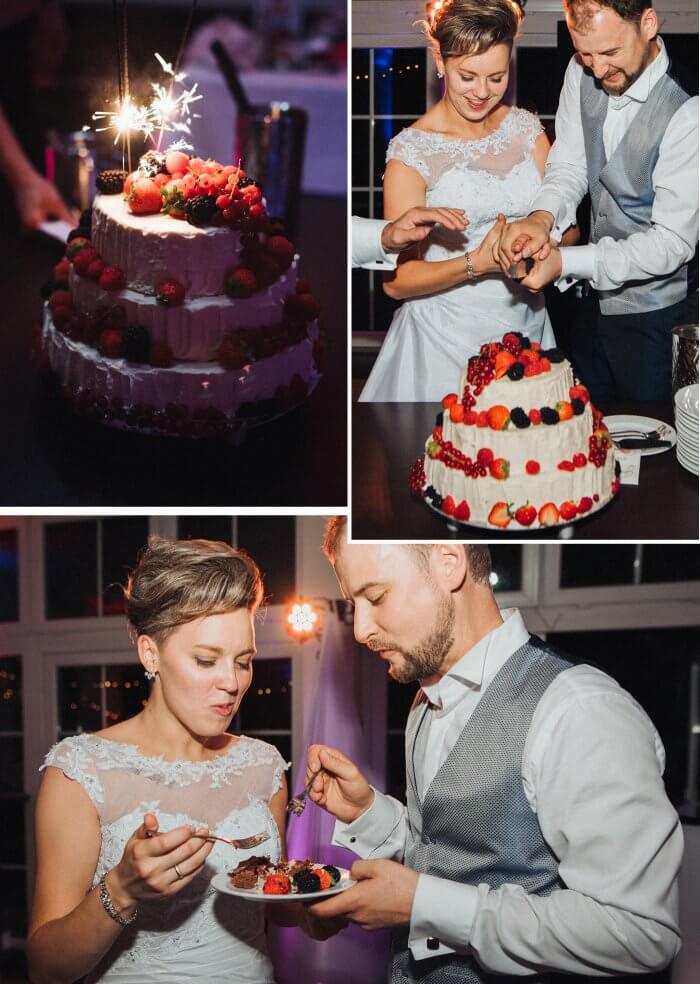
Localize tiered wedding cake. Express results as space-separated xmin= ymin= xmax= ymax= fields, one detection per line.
xmin=40 ymin=149 xmax=323 ymax=436
xmin=410 ymin=332 xmax=619 ymax=528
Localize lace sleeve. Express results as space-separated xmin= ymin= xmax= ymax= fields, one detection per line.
xmin=386 ymin=129 xmax=430 ymax=181
xmin=514 ymin=107 xmax=544 ymax=150
xmin=40 ymin=735 xmax=104 ymax=805
xmin=270 ymin=746 xmax=291 ymax=798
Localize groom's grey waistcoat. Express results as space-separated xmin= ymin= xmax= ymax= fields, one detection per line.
xmin=580 ymin=66 xmax=691 ymax=315
xmin=389 ymin=636 xmax=572 ymax=984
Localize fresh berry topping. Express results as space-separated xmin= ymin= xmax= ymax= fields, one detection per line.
xmin=540 ymin=407 xmax=560 ymax=426
xmin=538 ymin=503 xmax=560 ymax=527
xmin=502 ymin=331 xmax=522 ymax=356
xmin=487 ymin=405 xmax=510 ymax=430
xmin=449 ymin=402 xmax=465 ymax=423
xmin=593 ymin=494 xmax=600 ymax=502
xmin=494 ymin=351 xmax=517 ymax=379
xmin=218 ymin=335 xmax=249 ymax=370
xmin=313 ymin=868 xmax=332 ymax=891
xmin=515 ymin=504 xmax=537 ymax=527
xmin=543 ymin=347 xmax=565 ymax=363
xmin=48 ymin=289 xmax=73 ymax=311
xmin=123 ymin=323 xmax=150 ymax=363
xmin=455 ymin=500 xmax=471 ymax=521
xmin=225 ymin=267 xmax=258 ymax=299
xmin=285 ymin=293 xmax=321 ymax=323
xmin=488 ymin=502 xmax=512 ymax=528
xmin=293 ymin=871 xmax=321 ymax=894
xmin=476 ymin=411 xmax=489 ymax=427
xmin=99 ymin=266 xmax=126 ymax=292
xmin=569 ymin=384 xmax=590 ymax=404
xmin=524 ymin=359 xmax=544 ymax=377
xmin=265 ymin=235 xmax=295 ymax=271
xmin=559 ymin=500 xmax=578 ymax=521
xmin=525 ymin=459 xmax=540 ymax=475
xmin=477 ymin=448 xmax=494 ymax=466
xmin=519 ymin=347 xmax=538 ymax=366
xmin=510 ymin=407 xmax=530 ymax=429
xmin=556 ymin=400 xmax=574 ymax=421
xmin=539 ymin=357 xmax=551 ymax=372
xmin=442 ymin=393 xmax=459 ymax=409
xmin=72 ymin=247 xmax=100 ymax=276
xmin=442 ymin=495 xmax=456 ymax=516
xmin=464 ymin=409 xmax=478 ymax=425
xmin=66 ymin=237 xmax=92 ymax=260
xmin=506 ymin=361 xmax=525 ymax=381
xmin=296 ymin=277 xmax=313 ymax=295
xmin=263 ymin=873 xmax=291 ymax=895
xmin=127 ymin=178 xmax=163 ymax=215
xmin=571 ymin=398 xmax=585 ymax=415
xmin=528 ymin=408 xmax=542 ymax=425
xmin=558 ymin=460 xmax=575 ymax=472
xmin=98 ymin=327 xmax=124 ymax=358
xmin=573 ymin=453 xmax=587 ymax=468
xmin=41 ymin=278 xmax=68 ymax=300
xmin=249 ymin=253 xmax=282 ymax=288
xmin=87 ymin=258 xmax=106 ymax=281
xmin=53 ymin=257 xmax=71 ymax=280
xmin=520 ymin=336 xmax=532 ymax=349
xmin=237 ymin=175 xmax=261 ymax=190
xmin=149 ymin=340 xmax=175 ymax=368
xmin=409 ymin=458 xmax=427 ymax=496
xmin=184 ymin=194 xmax=219 ymax=226
xmin=165 ymin=150 xmax=191 ymax=175
xmin=96 ymin=169 xmax=127 ymax=194
xmin=489 ymin=457 xmax=510 ymax=480
xmin=156 ymin=279 xmax=186 ymax=306
xmin=138 ymin=150 xmax=168 ymax=177
xmin=578 ymin=496 xmax=593 ymax=514
xmin=612 ymin=478 xmax=621 ymax=495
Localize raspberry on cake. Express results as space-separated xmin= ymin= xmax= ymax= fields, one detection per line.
xmin=412 ymin=330 xmax=617 ymax=528
xmin=39 ymin=148 xmax=323 ymax=436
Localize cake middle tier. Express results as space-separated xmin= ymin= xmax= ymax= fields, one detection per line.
xmin=69 ymin=264 xmax=298 ymax=361
xmin=92 ymin=194 xmax=247 ymax=296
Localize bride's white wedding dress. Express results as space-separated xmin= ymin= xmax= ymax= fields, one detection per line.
xmin=359 ymin=107 xmax=555 ymax=402
xmin=41 ymin=734 xmax=288 ymax=984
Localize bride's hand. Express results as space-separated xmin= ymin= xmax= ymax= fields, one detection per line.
xmin=107 ymin=813 xmax=214 ymax=911
xmin=469 ymin=214 xmax=507 ymax=277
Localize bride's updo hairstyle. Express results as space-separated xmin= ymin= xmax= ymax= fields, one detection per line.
xmin=125 ymin=536 xmax=264 ymax=645
xmin=423 ymin=0 xmax=525 ymax=58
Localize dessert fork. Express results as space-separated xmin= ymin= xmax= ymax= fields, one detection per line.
xmin=203 ymin=831 xmax=270 ymax=849
xmin=287 ymin=770 xmax=322 ymax=816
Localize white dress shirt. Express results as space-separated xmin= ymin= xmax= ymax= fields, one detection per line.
xmin=530 ymin=38 xmax=698 ymax=293
xmin=351 ymin=215 xmax=398 ymax=269
xmin=333 ymin=609 xmax=683 ymax=974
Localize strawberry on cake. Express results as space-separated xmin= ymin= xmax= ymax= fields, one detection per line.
xmin=410 ymin=332 xmax=620 ymax=529
xmin=39 ymin=148 xmax=324 ymax=437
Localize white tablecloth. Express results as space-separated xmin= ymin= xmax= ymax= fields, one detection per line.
xmin=182 ymin=65 xmax=346 ymax=196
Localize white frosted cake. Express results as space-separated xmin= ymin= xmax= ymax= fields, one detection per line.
xmin=40 ymin=150 xmax=324 ymax=436
xmin=410 ymin=332 xmax=619 ymax=528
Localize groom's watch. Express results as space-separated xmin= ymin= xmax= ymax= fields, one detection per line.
xmin=464 ymin=251 xmax=475 ymax=280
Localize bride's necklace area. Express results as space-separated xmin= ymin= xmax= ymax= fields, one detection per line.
xmin=436 ymin=97 xmax=507 ymax=143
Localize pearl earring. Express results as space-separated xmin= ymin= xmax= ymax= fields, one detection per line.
xmin=437 ymin=71 xmax=444 ymax=79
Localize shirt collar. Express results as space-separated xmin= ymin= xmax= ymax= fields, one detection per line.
xmin=421 ymin=608 xmax=530 ymax=711
xmin=609 ymin=36 xmax=667 ymax=110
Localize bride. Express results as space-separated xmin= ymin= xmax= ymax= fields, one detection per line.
xmin=28 ymin=537 xmax=334 ymax=983
xmin=360 ymin=0 xmax=575 ymax=402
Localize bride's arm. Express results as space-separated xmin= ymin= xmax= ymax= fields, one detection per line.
xmin=382 ymin=159 xmax=497 ymax=300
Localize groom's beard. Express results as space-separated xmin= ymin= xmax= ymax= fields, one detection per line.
xmin=367 ymin=592 xmax=456 ymax=684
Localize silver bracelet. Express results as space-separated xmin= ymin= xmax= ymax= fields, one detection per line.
xmin=98 ymin=874 xmax=137 ymax=927
xmin=465 ymin=251 xmax=475 ymax=280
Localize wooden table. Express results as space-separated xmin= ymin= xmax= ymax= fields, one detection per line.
xmin=0 ymin=196 xmax=346 ymax=507
xmin=351 ymin=401 xmax=698 ymax=540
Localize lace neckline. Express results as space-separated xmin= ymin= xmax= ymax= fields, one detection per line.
xmin=83 ymin=732 xmax=248 ymax=772
xmin=409 ymin=106 xmax=516 ymax=149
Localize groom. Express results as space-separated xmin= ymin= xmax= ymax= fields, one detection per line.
xmin=307 ymin=519 xmax=682 ymax=983
xmin=498 ymin=0 xmax=698 ymax=402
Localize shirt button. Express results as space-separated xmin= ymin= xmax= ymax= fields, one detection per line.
xmin=427 ymin=937 xmax=440 ymax=951
xmin=349 ymin=836 xmax=356 ymax=843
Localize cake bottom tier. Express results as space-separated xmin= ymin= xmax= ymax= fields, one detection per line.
xmin=423 ymin=456 xmax=617 ymax=529
xmin=43 ymin=309 xmax=319 ymax=436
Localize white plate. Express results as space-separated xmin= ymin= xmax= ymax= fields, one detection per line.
xmin=211 ymin=867 xmax=355 ymax=903
xmin=675 ymin=409 xmax=699 ymax=430
xmin=605 ymin=414 xmax=677 ymax=457
xmin=674 ymin=383 xmax=699 ymax=416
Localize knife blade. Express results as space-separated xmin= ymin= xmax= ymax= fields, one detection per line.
xmin=615 ymin=438 xmax=672 ymax=450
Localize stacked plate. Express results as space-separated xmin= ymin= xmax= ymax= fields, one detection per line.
xmin=674 ymin=383 xmax=699 ymax=475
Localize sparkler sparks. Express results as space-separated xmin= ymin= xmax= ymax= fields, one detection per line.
xmin=90 ymin=52 xmax=203 ymax=147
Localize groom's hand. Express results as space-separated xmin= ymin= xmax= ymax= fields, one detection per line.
xmin=497 ymin=210 xmax=555 ymax=270
xmin=308 ymin=859 xmax=418 ymax=930
xmin=519 ymin=248 xmax=563 ymax=292
xmin=382 ymin=206 xmax=468 ymax=252
xmin=305 ymin=745 xmax=374 ymax=823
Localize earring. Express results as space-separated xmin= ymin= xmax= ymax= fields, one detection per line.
xmin=437 ymin=71 xmax=443 ymax=79
xmin=145 ymin=668 xmax=156 ymax=681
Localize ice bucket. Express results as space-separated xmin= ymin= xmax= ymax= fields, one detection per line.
xmin=236 ymin=103 xmax=308 ymax=236
xmin=672 ymin=323 xmax=699 ymax=399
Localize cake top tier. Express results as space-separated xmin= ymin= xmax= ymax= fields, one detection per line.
xmin=94 ymin=193 xmax=232 ymax=239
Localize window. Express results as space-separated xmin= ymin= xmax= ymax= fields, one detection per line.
xmin=57 ymin=663 xmax=147 ymax=737
xmin=0 ymin=529 xmax=19 ymax=623
xmin=233 ymin=657 xmax=293 ymax=766
xmin=559 ymin=545 xmax=700 ymax=590
xmin=237 ymin=517 xmax=296 ymax=605
xmin=0 ymin=654 xmax=26 ymax=946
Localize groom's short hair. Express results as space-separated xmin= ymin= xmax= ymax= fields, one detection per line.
xmin=564 ymin=0 xmax=652 ymax=28
xmin=322 ymin=517 xmax=492 ymax=586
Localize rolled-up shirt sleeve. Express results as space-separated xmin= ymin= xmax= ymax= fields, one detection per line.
xmin=332 ymin=787 xmax=408 ymax=861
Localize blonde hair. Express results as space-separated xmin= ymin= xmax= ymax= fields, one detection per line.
xmin=321 ymin=518 xmax=493 ymax=586
xmin=422 ymin=0 xmax=524 ymax=59
xmin=125 ymin=535 xmax=264 ymax=644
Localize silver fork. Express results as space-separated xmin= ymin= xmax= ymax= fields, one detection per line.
xmin=203 ymin=831 xmax=270 ymax=849
xmin=610 ymin=428 xmax=660 ymax=440
xmin=287 ymin=770 xmax=321 ymax=816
